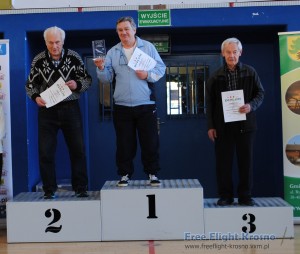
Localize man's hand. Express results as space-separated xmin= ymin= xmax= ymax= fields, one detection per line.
xmin=208 ymin=129 xmax=217 ymax=142
xmin=35 ymin=97 xmax=47 ymax=107
xmin=93 ymin=58 xmax=105 ymax=70
xmin=239 ymin=103 xmax=251 ymax=114
xmin=135 ymin=70 xmax=148 ymax=80
xmin=65 ymin=80 xmax=77 ymax=90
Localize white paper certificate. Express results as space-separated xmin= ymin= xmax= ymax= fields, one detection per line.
xmin=128 ymin=47 xmax=157 ymax=71
xmin=40 ymin=77 xmax=72 ymax=108
xmin=221 ymin=89 xmax=246 ymax=123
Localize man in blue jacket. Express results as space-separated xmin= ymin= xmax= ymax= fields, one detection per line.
xmin=206 ymin=38 xmax=264 ymax=206
xmin=94 ymin=16 xmax=166 ymax=187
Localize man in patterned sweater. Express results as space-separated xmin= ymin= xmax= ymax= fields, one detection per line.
xmin=25 ymin=26 xmax=92 ymax=199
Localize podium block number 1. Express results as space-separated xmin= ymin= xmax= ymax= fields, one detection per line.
xmin=147 ymin=195 xmax=158 ymax=219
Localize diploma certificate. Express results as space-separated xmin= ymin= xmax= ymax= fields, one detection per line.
xmin=128 ymin=47 xmax=157 ymax=71
xmin=40 ymin=77 xmax=72 ymax=108
xmin=221 ymin=89 xmax=246 ymax=123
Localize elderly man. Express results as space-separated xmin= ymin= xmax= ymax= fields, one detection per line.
xmin=26 ymin=26 xmax=92 ymax=199
xmin=206 ymin=37 xmax=264 ymax=206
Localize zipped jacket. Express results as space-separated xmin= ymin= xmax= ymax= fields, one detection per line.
xmin=206 ymin=62 xmax=264 ymax=134
xmin=97 ymin=36 xmax=166 ymax=107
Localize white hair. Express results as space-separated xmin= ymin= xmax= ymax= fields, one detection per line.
xmin=43 ymin=26 xmax=65 ymax=42
xmin=221 ymin=37 xmax=242 ymax=52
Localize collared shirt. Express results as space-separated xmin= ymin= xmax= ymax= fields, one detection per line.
xmin=49 ymin=49 xmax=64 ymax=67
xmin=225 ymin=65 xmax=238 ymax=91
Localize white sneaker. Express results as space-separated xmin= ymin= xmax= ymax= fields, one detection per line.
xmin=149 ymin=174 xmax=161 ymax=187
xmin=117 ymin=174 xmax=130 ymax=187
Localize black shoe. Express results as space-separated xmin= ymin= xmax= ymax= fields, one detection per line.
xmin=117 ymin=175 xmax=130 ymax=187
xmin=149 ymin=174 xmax=161 ymax=187
xmin=76 ymin=190 xmax=89 ymax=198
xmin=238 ymin=198 xmax=255 ymax=206
xmin=217 ymin=197 xmax=234 ymax=206
xmin=43 ymin=191 xmax=55 ymax=199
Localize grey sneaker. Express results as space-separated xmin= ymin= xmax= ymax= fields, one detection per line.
xmin=117 ymin=174 xmax=130 ymax=187
xmin=149 ymin=174 xmax=161 ymax=187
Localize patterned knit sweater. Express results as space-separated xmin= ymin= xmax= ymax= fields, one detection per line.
xmin=25 ymin=48 xmax=92 ymax=102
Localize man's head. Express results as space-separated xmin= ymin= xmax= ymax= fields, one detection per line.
xmin=44 ymin=26 xmax=65 ymax=60
xmin=116 ymin=16 xmax=136 ymax=47
xmin=221 ymin=37 xmax=242 ymax=70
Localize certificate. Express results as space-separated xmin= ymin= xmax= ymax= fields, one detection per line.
xmin=128 ymin=47 xmax=157 ymax=71
xmin=40 ymin=77 xmax=72 ymax=108
xmin=221 ymin=89 xmax=246 ymax=123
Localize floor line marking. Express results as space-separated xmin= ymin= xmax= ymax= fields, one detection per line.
xmin=149 ymin=240 xmax=155 ymax=254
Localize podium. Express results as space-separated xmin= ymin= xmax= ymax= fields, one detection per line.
xmin=6 ymin=191 xmax=101 ymax=243
xmin=101 ymin=179 xmax=204 ymax=241
xmin=204 ymin=198 xmax=294 ymax=240
xmin=6 ymin=179 xmax=294 ymax=242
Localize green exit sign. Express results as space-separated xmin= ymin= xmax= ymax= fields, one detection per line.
xmin=152 ymin=41 xmax=169 ymax=53
xmin=138 ymin=10 xmax=171 ymax=27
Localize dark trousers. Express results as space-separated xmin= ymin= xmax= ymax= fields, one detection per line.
xmin=38 ymin=100 xmax=88 ymax=192
xmin=215 ymin=124 xmax=255 ymax=199
xmin=113 ymin=104 xmax=160 ymax=177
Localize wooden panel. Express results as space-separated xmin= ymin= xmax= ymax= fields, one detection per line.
xmin=1 ymin=226 xmax=300 ymax=254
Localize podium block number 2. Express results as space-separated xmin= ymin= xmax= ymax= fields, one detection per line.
xmin=45 ymin=208 xmax=62 ymax=233
xmin=147 ymin=195 xmax=158 ymax=219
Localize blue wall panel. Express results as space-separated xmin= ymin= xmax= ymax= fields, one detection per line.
xmin=0 ymin=5 xmax=294 ymax=197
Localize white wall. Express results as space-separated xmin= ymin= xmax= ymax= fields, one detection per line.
xmin=11 ymin=0 xmax=268 ymax=9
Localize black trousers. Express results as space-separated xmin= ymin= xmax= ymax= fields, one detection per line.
xmin=113 ymin=104 xmax=160 ymax=177
xmin=215 ymin=124 xmax=255 ymax=199
xmin=38 ymin=100 xmax=88 ymax=192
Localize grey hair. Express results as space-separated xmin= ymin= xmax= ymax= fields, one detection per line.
xmin=221 ymin=37 xmax=242 ymax=52
xmin=43 ymin=26 xmax=66 ymax=42
xmin=116 ymin=16 xmax=137 ymax=31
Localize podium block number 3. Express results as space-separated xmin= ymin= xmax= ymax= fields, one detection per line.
xmin=147 ymin=195 xmax=158 ymax=219
xmin=45 ymin=208 xmax=62 ymax=233
xmin=242 ymin=213 xmax=256 ymax=233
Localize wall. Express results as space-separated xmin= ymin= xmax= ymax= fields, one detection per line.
xmin=0 ymin=0 xmax=11 ymax=9
xmin=0 ymin=4 xmax=293 ymax=197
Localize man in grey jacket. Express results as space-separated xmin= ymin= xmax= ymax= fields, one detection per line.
xmin=94 ymin=16 xmax=166 ymax=187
